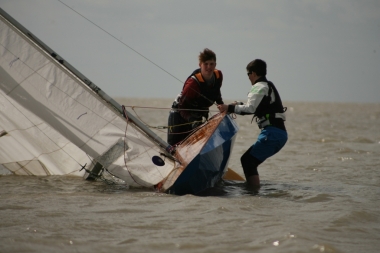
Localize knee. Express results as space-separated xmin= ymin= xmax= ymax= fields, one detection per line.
xmin=241 ymin=153 xmax=261 ymax=177
xmin=240 ymin=151 xmax=250 ymax=164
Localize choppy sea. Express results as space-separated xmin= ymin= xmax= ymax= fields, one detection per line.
xmin=1 ymin=98 xmax=379 ymax=253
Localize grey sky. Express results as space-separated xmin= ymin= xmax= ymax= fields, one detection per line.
xmin=2 ymin=0 xmax=380 ymax=103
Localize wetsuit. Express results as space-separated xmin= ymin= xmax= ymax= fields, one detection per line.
xmin=167 ymin=68 xmax=223 ymax=146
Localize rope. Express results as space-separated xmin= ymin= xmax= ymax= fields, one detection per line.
xmin=125 ymin=104 xmax=214 ymax=133
xmin=56 ymin=0 xmax=183 ymax=85
xmin=121 ymin=105 xmax=141 ymax=186
xmin=122 ymin=105 xmax=215 ymax=113
xmin=56 ymin=0 xmax=220 ymax=106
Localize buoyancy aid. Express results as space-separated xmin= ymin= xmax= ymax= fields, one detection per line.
xmin=254 ymin=79 xmax=286 ymax=131
xmin=172 ymin=68 xmax=223 ymax=109
xmin=189 ymin=69 xmax=223 ymax=107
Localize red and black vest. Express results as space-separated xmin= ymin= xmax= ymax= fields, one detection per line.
xmin=184 ymin=68 xmax=223 ymax=108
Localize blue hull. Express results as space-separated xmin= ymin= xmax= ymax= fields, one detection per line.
xmin=168 ymin=114 xmax=238 ymax=195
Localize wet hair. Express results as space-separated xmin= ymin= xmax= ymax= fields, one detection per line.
xmin=246 ymin=59 xmax=267 ymax=76
xmin=198 ymin=48 xmax=216 ymax=63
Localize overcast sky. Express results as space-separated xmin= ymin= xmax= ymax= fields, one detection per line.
xmin=1 ymin=0 xmax=379 ymax=104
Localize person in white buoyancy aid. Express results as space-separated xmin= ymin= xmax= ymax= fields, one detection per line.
xmin=218 ymin=59 xmax=287 ymax=189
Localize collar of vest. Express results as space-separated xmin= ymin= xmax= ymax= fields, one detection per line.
xmin=194 ymin=69 xmax=220 ymax=82
xmin=253 ymin=76 xmax=267 ymax=84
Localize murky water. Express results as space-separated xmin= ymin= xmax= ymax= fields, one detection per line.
xmin=1 ymin=98 xmax=380 ymax=253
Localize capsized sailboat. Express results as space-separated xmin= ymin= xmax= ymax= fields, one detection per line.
xmin=0 ymin=8 xmax=240 ymax=195
xmin=159 ymin=112 xmax=239 ymax=195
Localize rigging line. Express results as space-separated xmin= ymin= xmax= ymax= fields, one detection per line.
xmin=56 ymin=1 xmax=219 ymax=106
xmin=122 ymin=107 xmax=167 ymax=187
xmin=56 ymin=0 xmax=183 ymax=84
xmin=129 ymin=106 xmax=202 ymax=134
xmin=122 ymin=105 xmax=222 ymax=116
xmin=123 ymin=105 xmax=211 ymax=113
xmin=128 ymin=106 xmax=173 ymax=130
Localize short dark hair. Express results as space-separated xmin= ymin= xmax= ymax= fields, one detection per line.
xmin=199 ymin=48 xmax=216 ymax=63
xmin=246 ymin=59 xmax=266 ymax=76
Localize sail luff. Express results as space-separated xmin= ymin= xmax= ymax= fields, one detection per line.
xmin=0 ymin=8 xmax=172 ymax=156
xmin=0 ymin=8 xmax=176 ymax=187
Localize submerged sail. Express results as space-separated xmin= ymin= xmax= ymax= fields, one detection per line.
xmin=0 ymin=8 xmax=175 ymax=187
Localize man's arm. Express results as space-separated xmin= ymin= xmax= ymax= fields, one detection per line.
xmin=218 ymin=83 xmax=269 ymax=115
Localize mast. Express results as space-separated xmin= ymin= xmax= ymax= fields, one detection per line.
xmin=0 ymin=8 xmax=172 ymax=155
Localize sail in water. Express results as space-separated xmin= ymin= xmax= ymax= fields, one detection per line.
xmin=0 ymin=8 xmax=176 ymax=188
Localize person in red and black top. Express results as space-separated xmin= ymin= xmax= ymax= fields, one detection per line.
xmin=167 ymin=48 xmax=224 ymax=146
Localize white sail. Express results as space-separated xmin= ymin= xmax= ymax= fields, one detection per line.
xmin=0 ymin=9 xmax=175 ymax=187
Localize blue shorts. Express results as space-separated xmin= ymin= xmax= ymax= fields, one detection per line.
xmin=249 ymin=126 xmax=288 ymax=162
